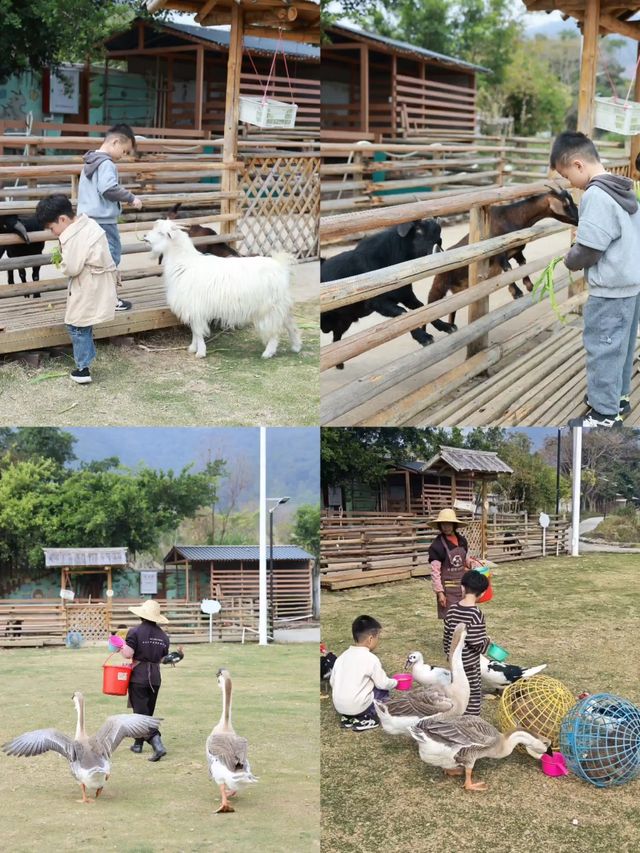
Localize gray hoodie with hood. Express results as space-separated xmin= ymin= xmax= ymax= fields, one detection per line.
xmin=77 ymin=151 xmax=136 ymax=223
xmin=564 ymin=173 xmax=640 ymax=298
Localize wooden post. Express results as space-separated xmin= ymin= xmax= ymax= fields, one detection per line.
xmin=360 ymin=44 xmax=369 ymax=134
xmin=185 ymin=561 xmax=190 ymax=603
xmin=404 ymin=469 xmax=411 ymax=512
xmin=577 ymin=0 xmax=601 ymax=135
xmin=167 ymin=57 xmax=174 ymax=127
xmin=195 ymin=45 xmax=205 ymax=131
xmin=391 ymin=54 xmax=398 ymax=136
xmin=466 ymin=204 xmax=492 ymax=358
xmin=221 ymin=3 xmax=243 ymax=237
xmin=451 ymin=472 xmax=457 ymax=504
xmin=481 ymin=480 xmax=488 ymax=560
xmin=631 ymin=42 xmax=640 ymax=178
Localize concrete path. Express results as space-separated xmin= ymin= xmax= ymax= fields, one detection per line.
xmin=274 ymin=626 xmax=320 ymax=643
xmin=577 ymin=515 xmax=640 ymax=553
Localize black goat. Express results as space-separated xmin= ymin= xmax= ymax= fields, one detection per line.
xmin=0 ymin=215 xmax=45 ymax=292
xmin=321 ymin=218 xmax=443 ymax=369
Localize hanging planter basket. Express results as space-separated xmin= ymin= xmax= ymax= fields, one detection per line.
xmin=594 ymin=97 xmax=640 ymax=137
xmin=239 ymin=96 xmax=298 ymax=129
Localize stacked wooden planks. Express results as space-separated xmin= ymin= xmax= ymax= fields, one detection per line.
xmin=0 ymin=600 xmax=66 ymax=647
xmin=321 ymin=513 xmax=431 ymax=590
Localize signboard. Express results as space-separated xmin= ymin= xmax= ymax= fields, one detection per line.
xmin=50 ymin=67 xmax=80 ymax=114
xmin=59 ymin=589 xmax=75 ymax=601
xmin=43 ymin=548 xmax=128 ymax=567
xmin=201 ymin=599 xmax=222 ymax=615
xmin=140 ymin=572 xmax=158 ymax=595
xmin=539 ymin=512 xmax=550 ymax=529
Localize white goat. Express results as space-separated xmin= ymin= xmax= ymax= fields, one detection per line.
xmin=145 ymin=219 xmax=302 ymax=359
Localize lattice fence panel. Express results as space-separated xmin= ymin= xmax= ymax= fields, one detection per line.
xmin=65 ymin=603 xmax=109 ymax=641
xmin=465 ymin=521 xmax=483 ymax=557
xmin=238 ymin=155 xmax=320 ymax=259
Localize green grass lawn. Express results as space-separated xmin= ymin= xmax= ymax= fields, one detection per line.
xmin=321 ymin=556 xmax=640 ymax=853
xmin=0 ymin=644 xmax=319 ymax=853
xmin=0 ymin=303 xmax=319 ymax=427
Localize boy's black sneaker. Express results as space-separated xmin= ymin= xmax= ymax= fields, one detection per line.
xmin=569 ymin=410 xmax=622 ymax=429
xmin=352 ymin=718 xmax=379 ymax=732
xmin=582 ymin=394 xmax=631 ymax=416
xmin=115 ymin=298 xmax=132 ymax=311
xmin=70 ymin=368 xmax=92 ymax=385
xmin=340 ymin=716 xmax=356 ymax=729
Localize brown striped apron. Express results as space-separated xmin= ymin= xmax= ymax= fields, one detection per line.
xmin=436 ymin=534 xmax=467 ymax=620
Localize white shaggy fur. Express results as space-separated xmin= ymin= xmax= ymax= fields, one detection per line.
xmin=145 ymin=219 xmax=303 ymax=359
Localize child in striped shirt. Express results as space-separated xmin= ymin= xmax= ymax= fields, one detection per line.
xmin=443 ymin=570 xmax=491 ymax=715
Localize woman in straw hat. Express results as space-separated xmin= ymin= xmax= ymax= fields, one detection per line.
xmin=121 ymin=599 xmax=170 ymax=761
xmin=427 ymin=508 xmax=475 ymax=619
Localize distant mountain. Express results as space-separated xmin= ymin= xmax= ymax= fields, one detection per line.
xmin=66 ymin=427 xmax=319 ymax=510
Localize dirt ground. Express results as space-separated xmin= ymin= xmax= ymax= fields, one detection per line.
xmin=320 ymin=221 xmax=576 ymax=424
xmin=0 ymin=643 xmax=319 ymax=853
xmin=321 ymin=556 xmax=640 ymax=853
xmin=0 ymin=251 xmax=319 ymax=427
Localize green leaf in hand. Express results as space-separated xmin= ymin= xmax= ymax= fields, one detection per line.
xmin=531 ymin=256 xmax=568 ymax=324
xmin=50 ymin=246 xmax=62 ymax=268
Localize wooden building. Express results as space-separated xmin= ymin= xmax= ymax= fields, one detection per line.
xmin=325 ymin=446 xmax=513 ymax=517
xmin=163 ymin=544 xmax=315 ymax=622
xmin=322 ymin=23 xmax=488 ymax=138
xmin=103 ymin=18 xmax=319 ymax=134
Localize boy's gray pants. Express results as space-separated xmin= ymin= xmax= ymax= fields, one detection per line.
xmin=583 ymin=292 xmax=640 ymax=415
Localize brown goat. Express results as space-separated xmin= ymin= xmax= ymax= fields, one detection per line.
xmin=427 ymin=187 xmax=579 ymax=333
xmin=165 ymin=203 xmax=240 ymax=257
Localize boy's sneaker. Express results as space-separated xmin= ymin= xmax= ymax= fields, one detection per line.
xmin=115 ymin=298 xmax=132 ymax=311
xmin=70 ymin=368 xmax=92 ymax=384
xmin=340 ymin=716 xmax=356 ymax=729
xmin=569 ymin=410 xmax=622 ymax=429
xmin=583 ymin=394 xmax=631 ymax=416
xmin=352 ymin=717 xmax=379 ymax=732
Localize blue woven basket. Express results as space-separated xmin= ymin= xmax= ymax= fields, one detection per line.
xmin=559 ymin=693 xmax=640 ymax=788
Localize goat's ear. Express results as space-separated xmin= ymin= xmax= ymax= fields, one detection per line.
xmin=545 ymin=182 xmax=562 ymax=196
xmin=396 ymin=221 xmax=414 ymax=237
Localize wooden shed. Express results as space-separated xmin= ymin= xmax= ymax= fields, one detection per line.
xmin=104 ymin=18 xmax=320 ymax=134
xmin=322 ymin=23 xmax=488 ymax=137
xmin=163 ymin=544 xmax=314 ymax=622
xmin=523 ymin=2 xmax=640 ymax=176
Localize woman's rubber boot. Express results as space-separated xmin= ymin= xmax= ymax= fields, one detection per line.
xmin=130 ymin=738 xmax=144 ymax=753
xmin=148 ymin=734 xmax=167 ymax=762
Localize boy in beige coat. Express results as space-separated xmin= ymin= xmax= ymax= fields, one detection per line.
xmin=36 ymin=194 xmax=117 ymax=384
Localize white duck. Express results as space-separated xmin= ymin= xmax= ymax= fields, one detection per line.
xmin=374 ymin=624 xmax=469 ymax=736
xmin=409 ymin=714 xmax=550 ymax=792
xmin=2 ymin=692 xmax=160 ymax=803
xmin=405 ymin=652 xmax=452 ymax=688
xmin=480 ymin=657 xmax=547 ymax=693
xmin=206 ymin=668 xmax=258 ymax=813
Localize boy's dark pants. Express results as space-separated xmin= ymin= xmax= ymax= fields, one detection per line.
xmin=347 ymin=688 xmax=390 ymax=722
xmin=584 ymin=293 xmax=640 ymax=415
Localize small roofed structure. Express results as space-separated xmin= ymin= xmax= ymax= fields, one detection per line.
xmin=522 ymin=2 xmax=640 ymax=176
xmin=322 ymin=23 xmax=488 ymax=138
xmin=163 ymin=544 xmax=314 ymax=622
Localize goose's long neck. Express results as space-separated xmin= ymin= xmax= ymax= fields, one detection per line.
xmin=218 ymin=678 xmax=234 ymax=733
xmin=449 ymin=629 xmax=470 ymax=708
xmin=493 ymin=731 xmax=536 ymax=759
xmin=74 ymin=696 xmax=86 ymax=740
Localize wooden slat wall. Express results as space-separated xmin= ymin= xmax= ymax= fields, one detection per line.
xmin=395 ymin=73 xmax=476 ymax=135
xmin=207 ymin=560 xmax=312 ymax=620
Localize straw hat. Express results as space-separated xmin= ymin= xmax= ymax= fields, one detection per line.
xmin=428 ymin=508 xmax=469 ymax=528
xmin=128 ymin=599 xmax=169 ymax=624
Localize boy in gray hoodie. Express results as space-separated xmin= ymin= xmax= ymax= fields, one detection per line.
xmin=550 ymin=131 xmax=640 ymax=428
xmin=77 ymin=124 xmax=142 ymax=311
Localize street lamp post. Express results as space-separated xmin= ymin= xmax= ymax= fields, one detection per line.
xmin=268 ymin=496 xmax=290 ymax=642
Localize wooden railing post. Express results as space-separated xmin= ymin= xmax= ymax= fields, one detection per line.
xmin=466 ymin=203 xmax=492 ymax=358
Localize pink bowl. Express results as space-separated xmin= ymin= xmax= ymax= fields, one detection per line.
xmin=393 ymin=673 xmax=413 ymax=691
xmin=541 ymin=751 xmax=568 ymax=777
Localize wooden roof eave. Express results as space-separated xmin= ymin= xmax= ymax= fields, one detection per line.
xmin=522 ymin=3 xmax=640 ymax=41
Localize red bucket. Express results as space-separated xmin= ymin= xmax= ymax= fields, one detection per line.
xmin=102 ymin=653 xmax=132 ymax=696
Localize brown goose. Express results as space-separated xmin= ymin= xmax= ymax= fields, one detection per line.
xmin=374 ymin=623 xmax=470 ymax=735
xmin=409 ymin=714 xmax=550 ymax=791
xmin=2 ymin=692 xmax=161 ymax=803
xmin=206 ymin=669 xmax=258 ymax=813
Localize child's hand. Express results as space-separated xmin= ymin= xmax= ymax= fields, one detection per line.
xmin=437 ymin=592 xmax=446 ymax=608
xmin=132 ymin=197 xmax=143 ymax=210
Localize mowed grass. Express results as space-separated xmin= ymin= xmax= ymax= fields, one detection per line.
xmin=0 ymin=302 xmax=319 ymax=427
xmin=0 ymin=644 xmax=319 ymax=853
xmin=321 ymin=555 xmax=640 ymax=853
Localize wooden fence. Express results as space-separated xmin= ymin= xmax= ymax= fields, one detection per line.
xmin=320 ymin=179 xmax=595 ymax=426
xmin=0 ymin=597 xmax=260 ymax=647
xmin=321 ymin=511 xmax=569 ymax=590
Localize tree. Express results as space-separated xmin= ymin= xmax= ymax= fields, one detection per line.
xmin=290 ymin=504 xmax=321 ymax=558
xmin=0 ymin=0 xmax=147 ymax=84
xmin=10 ymin=427 xmax=77 ymax=467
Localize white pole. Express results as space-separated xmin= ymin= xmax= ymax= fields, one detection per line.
xmin=542 ymin=527 xmax=546 ymax=557
xmin=571 ymin=426 xmax=582 ymax=557
xmin=259 ymin=427 xmax=267 ymax=645
xmin=209 ymin=613 xmax=212 ymax=644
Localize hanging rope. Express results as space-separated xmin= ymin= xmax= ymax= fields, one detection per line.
xmin=245 ymin=28 xmax=296 ymax=105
